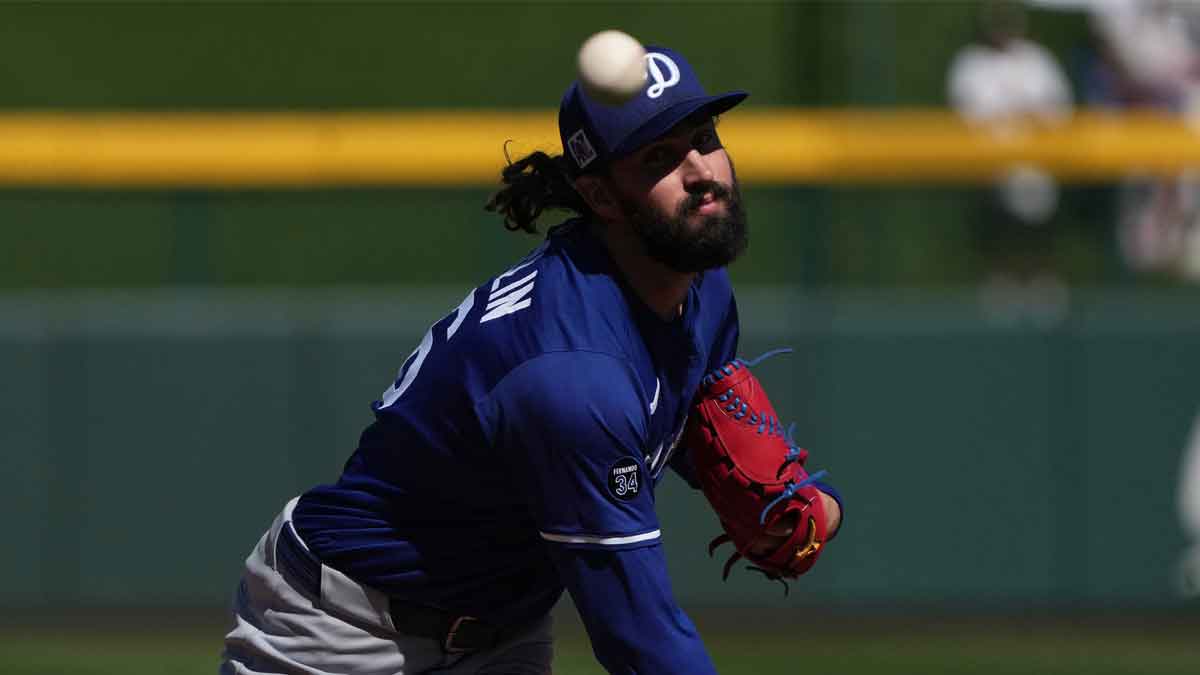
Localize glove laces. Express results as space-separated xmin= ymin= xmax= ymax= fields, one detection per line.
xmin=758 ymin=469 xmax=828 ymax=524
xmin=703 ymin=348 xmax=795 ymax=436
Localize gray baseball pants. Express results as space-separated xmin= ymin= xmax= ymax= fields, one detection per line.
xmin=220 ymin=498 xmax=554 ymax=674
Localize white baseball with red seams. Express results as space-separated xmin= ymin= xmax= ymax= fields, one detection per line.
xmin=577 ymin=30 xmax=648 ymax=105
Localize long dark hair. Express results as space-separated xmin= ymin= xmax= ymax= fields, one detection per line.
xmin=485 ymin=149 xmax=593 ymax=234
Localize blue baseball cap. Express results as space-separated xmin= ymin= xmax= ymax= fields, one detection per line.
xmin=559 ymin=45 xmax=748 ymax=175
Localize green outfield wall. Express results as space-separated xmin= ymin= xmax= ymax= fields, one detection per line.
xmin=0 ymin=185 xmax=1118 ymax=289
xmin=2 ymin=288 xmax=1197 ymax=610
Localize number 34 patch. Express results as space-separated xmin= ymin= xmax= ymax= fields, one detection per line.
xmin=607 ymin=457 xmax=642 ymax=501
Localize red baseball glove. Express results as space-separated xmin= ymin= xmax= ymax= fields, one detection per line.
xmin=685 ymin=350 xmax=834 ymax=593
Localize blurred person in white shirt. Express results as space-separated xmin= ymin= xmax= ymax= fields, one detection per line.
xmin=949 ymin=2 xmax=1074 ymax=129
xmin=947 ymin=0 xmax=1073 ymax=324
xmin=1087 ymin=0 xmax=1200 ymax=279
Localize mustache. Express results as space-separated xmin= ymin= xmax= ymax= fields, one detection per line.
xmin=679 ymin=181 xmax=735 ymax=215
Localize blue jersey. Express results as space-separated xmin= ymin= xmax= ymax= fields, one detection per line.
xmin=293 ymin=220 xmax=738 ymax=673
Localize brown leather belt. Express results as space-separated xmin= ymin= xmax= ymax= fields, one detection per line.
xmin=275 ymin=520 xmax=502 ymax=653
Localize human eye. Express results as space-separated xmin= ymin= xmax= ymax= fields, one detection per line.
xmin=642 ymin=145 xmax=673 ymax=169
xmin=693 ymin=128 xmax=720 ymax=152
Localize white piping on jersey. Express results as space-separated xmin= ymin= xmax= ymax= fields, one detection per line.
xmin=649 ymin=378 xmax=660 ymax=415
xmin=661 ymin=414 xmax=689 ymax=471
xmin=538 ymin=529 xmax=661 ymax=546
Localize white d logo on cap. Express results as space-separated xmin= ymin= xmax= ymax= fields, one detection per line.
xmin=644 ymin=52 xmax=680 ymax=99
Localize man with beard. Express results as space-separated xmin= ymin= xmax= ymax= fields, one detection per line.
xmin=221 ymin=45 xmax=841 ymax=675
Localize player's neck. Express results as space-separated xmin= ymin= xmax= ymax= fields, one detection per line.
xmin=594 ymin=222 xmax=694 ymax=322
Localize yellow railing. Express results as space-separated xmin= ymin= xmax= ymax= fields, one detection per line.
xmin=3 ymin=108 xmax=1200 ymax=187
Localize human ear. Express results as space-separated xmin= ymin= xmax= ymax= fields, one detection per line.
xmin=575 ymin=175 xmax=623 ymax=221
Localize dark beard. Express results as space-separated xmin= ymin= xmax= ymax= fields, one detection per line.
xmin=624 ymin=178 xmax=748 ymax=274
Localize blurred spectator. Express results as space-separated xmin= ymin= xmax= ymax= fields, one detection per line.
xmin=1178 ymin=407 xmax=1200 ymax=597
xmin=947 ymin=0 xmax=1073 ymax=324
xmin=949 ymin=2 xmax=1073 ymax=128
xmin=1089 ymin=0 xmax=1197 ymax=108
xmin=1086 ymin=0 xmax=1200 ymax=280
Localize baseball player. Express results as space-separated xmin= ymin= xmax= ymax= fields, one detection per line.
xmin=221 ymin=44 xmax=842 ymax=675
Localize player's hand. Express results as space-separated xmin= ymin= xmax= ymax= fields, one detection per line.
xmin=819 ymin=490 xmax=841 ymax=535
xmin=746 ymin=491 xmax=840 ymax=558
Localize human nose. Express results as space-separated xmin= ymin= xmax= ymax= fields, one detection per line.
xmin=680 ymin=148 xmax=715 ymax=187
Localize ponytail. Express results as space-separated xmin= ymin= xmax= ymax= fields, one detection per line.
xmin=485 ymin=150 xmax=592 ymax=233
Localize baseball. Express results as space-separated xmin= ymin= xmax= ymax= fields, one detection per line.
xmin=577 ymin=30 xmax=647 ymax=105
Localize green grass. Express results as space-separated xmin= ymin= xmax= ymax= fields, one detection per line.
xmin=703 ymin=630 xmax=1199 ymax=675
xmin=2 ymin=613 xmax=1196 ymax=675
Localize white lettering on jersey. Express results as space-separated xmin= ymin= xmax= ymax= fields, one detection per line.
xmin=649 ymin=378 xmax=661 ymax=415
xmin=381 ymin=330 xmax=433 ymax=408
xmin=379 ymin=289 xmax=475 ymax=408
xmin=481 ymin=270 xmax=537 ymax=324
xmin=491 ymin=251 xmax=543 ymax=291
xmin=378 ymin=248 xmax=545 ymax=408
xmin=446 ymin=289 xmax=476 ymax=340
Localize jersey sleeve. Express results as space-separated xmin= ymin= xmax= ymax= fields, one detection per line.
xmin=548 ymin=544 xmax=718 ymax=675
xmin=480 ymin=352 xmax=717 ymax=672
xmin=477 ymin=350 xmax=660 ymax=550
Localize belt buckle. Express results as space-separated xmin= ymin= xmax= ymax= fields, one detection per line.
xmin=443 ymin=615 xmax=484 ymax=653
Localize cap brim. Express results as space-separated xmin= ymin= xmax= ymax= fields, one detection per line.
xmin=610 ymin=90 xmax=748 ymax=160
